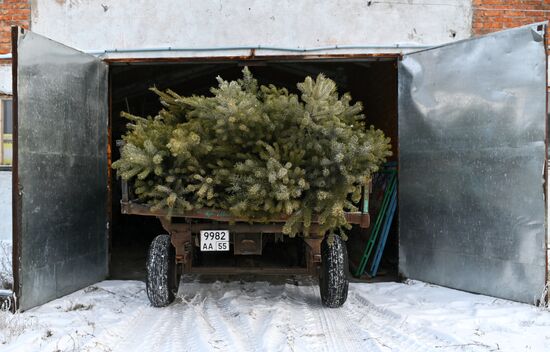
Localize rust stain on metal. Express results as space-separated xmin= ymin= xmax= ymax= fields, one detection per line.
xmin=158 ymin=213 xmax=325 ymax=275
xmin=544 ymin=24 xmax=549 ymax=287
xmin=104 ymin=53 xmax=401 ymax=65
xmin=11 ymin=26 xmax=21 ymax=310
xmin=159 ymin=221 xmax=322 ymax=237
xmin=234 ymin=233 xmax=262 ymax=255
xmin=107 ymin=67 xmax=113 ymax=275
xmin=189 ymin=266 xmax=311 ymax=275
xmin=122 ymin=201 xmax=369 ymax=228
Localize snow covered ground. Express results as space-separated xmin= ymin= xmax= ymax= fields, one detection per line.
xmin=0 ymin=240 xmax=11 ymax=290
xmin=0 ymin=171 xmax=11 ymax=243
xmin=0 ymin=171 xmax=12 ymax=290
xmin=1 ymin=278 xmax=549 ymax=352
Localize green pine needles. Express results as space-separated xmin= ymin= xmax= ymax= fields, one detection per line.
xmin=113 ymin=68 xmax=392 ymax=238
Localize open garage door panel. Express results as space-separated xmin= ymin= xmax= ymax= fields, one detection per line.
xmin=13 ymin=28 xmax=109 ymax=310
xmin=398 ymin=23 xmax=548 ymax=303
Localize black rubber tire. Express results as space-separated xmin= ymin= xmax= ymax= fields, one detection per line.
xmin=319 ymin=234 xmax=349 ymax=308
xmin=146 ymin=234 xmax=177 ymax=307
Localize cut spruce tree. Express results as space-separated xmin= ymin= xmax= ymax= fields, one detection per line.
xmin=113 ymin=68 xmax=391 ymax=238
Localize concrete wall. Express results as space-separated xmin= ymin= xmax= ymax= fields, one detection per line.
xmin=30 ymin=0 xmax=472 ymax=58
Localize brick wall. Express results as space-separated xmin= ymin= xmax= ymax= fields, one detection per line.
xmin=473 ymin=0 xmax=550 ymax=35
xmin=0 ymin=0 xmax=30 ymax=54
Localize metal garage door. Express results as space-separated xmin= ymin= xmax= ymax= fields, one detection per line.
xmin=12 ymin=28 xmax=109 ymax=310
xmin=398 ymin=23 xmax=548 ymax=303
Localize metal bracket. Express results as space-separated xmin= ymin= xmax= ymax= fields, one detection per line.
xmin=531 ymin=24 xmax=546 ymax=42
xmin=303 ymin=238 xmax=323 ymax=275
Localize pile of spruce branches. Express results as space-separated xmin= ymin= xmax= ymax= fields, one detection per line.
xmin=113 ymin=68 xmax=391 ymax=237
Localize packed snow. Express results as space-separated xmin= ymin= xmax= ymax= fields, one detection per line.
xmin=0 ymin=277 xmax=549 ymax=352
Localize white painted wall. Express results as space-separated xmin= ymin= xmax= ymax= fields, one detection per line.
xmin=0 ymin=65 xmax=11 ymax=95
xmin=30 ymin=0 xmax=472 ymax=59
xmin=0 ymin=1 xmax=473 ymax=99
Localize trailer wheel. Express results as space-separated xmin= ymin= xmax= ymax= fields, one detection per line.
xmin=319 ymin=234 xmax=349 ymax=308
xmin=146 ymin=234 xmax=177 ymax=307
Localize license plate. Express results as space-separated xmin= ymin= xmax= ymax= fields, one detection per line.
xmin=200 ymin=230 xmax=229 ymax=251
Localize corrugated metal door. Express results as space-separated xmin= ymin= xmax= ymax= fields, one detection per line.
xmin=398 ymin=23 xmax=547 ymax=303
xmin=12 ymin=28 xmax=109 ymax=310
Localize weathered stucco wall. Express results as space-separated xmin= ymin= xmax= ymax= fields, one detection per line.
xmin=0 ymin=65 xmax=12 ymax=95
xmin=30 ymin=0 xmax=472 ymax=58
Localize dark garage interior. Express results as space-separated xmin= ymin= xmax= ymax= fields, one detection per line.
xmin=107 ymin=59 xmax=400 ymax=281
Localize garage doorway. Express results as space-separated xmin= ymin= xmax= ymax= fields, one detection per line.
xmin=108 ymin=59 xmax=400 ymax=280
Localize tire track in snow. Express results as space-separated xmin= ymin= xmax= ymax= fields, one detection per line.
xmin=344 ymin=295 xmax=430 ymax=351
xmin=287 ymin=281 xmax=381 ymax=352
xmin=181 ymin=280 xmax=268 ymax=351
xmin=202 ymin=293 xmax=248 ymax=351
xmin=80 ymin=304 xmax=150 ymax=351
xmin=84 ymin=278 xmax=483 ymax=352
xmin=258 ymin=284 xmax=301 ymax=351
xmin=102 ymin=281 xmax=207 ymax=352
xmin=289 ymin=283 xmax=330 ymax=352
xmin=349 ymin=291 xmax=488 ymax=352
xmin=215 ymin=288 xmax=265 ymax=351
xmin=144 ymin=309 xmax=176 ymax=351
xmin=313 ymin=285 xmax=382 ymax=352
xmin=296 ymin=283 xmax=339 ymax=352
xmin=251 ymin=286 xmax=290 ymax=351
xmin=111 ymin=304 xmax=172 ymax=352
xmin=155 ymin=306 xmax=191 ymax=352
xmin=177 ymin=281 xmax=219 ymax=352
xmin=297 ymin=288 xmax=329 ymax=352
xmin=278 ymin=284 xmax=310 ymax=351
